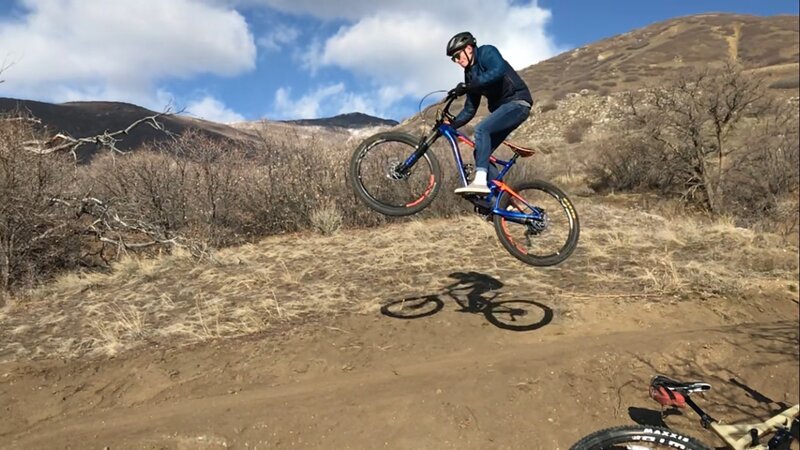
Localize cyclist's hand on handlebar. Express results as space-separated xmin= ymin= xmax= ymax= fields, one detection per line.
xmin=448 ymin=82 xmax=469 ymax=98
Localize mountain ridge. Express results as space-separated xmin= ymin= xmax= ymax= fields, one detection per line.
xmin=280 ymin=112 xmax=399 ymax=129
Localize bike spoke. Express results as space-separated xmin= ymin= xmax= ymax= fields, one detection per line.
xmin=355 ymin=139 xmax=436 ymax=210
xmin=499 ymin=187 xmax=574 ymax=260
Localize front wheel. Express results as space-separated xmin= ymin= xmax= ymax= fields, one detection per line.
xmin=569 ymin=425 xmax=711 ymax=450
xmin=349 ymin=132 xmax=442 ymax=216
xmin=493 ymin=180 xmax=580 ymax=266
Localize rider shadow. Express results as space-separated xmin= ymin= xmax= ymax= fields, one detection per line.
xmin=380 ymin=271 xmax=553 ymax=332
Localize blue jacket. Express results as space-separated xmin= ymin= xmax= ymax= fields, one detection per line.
xmin=451 ymin=45 xmax=533 ymax=129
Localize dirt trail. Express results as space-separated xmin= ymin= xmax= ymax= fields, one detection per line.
xmin=2 ymin=290 xmax=797 ymax=450
xmin=725 ymin=22 xmax=741 ymax=62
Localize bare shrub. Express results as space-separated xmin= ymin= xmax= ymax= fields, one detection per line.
xmin=724 ymin=104 xmax=800 ymax=226
xmin=0 ymin=119 xmax=82 ymax=293
xmin=613 ymin=63 xmax=776 ymax=214
xmin=167 ymin=131 xmax=251 ymax=244
xmin=563 ymin=118 xmax=593 ymax=143
xmin=91 ymin=151 xmax=188 ymax=234
xmin=587 ymin=134 xmax=665 ymax=192
xmin=87 ymin=132 xmax=270 ymax=247
xmin=243 ymin=128 xmax=342 ymax=234
xmin=0 ymin=110 xmax=212 ymax=294
xmin=590 ymin=63 xmax=800 ymax=229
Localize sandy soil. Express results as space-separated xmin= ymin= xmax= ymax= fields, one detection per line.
xmin=2 ymin=281 xmax=797 ymax=449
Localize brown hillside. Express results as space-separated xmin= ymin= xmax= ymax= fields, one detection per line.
xmin=520 ymin=13 xmax=799 ymax=102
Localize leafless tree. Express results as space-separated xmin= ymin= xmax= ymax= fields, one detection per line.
xmin=621 ymin=63 xmax=774 ymax=214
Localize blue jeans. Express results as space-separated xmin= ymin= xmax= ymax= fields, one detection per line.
xmin=473 ymin=101 xmax=531 ymax=180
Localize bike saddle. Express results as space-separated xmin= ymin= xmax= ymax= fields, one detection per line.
xmin=649 ymin=375 xmax=712 ymax=408
xmin=502 ymin=141 xmax=537 ymax=157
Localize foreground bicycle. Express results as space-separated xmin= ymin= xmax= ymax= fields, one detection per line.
xmin=570 ymin=375 xmax=799 ymax=450
xmin=349 ymin=91 xmax=579 ymax=266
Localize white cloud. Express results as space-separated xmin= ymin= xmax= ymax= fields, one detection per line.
xmin=0 ymin=0 xmax=256 ymax=107
xmin=251 ymin=0 xmax=560 ymax=118
xmin=273 ymin=83 xmax=379 ymax=119
xmin=257 ymin=24 xmax=300 ymax=52
xmin=187 ymin=96 xmax=246 ymax=123
xmin=316 ymin=3 xmax=558 ymax=100
xmin=231 ymin=0 xmax=446 ymax=21
xmin=274 ymin=84 xmax=341 ymax=118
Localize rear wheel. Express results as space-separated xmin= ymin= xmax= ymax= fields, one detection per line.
xmin=350 ymin=132 xmax=442 ymax=216
xmin=493 ymin=180 xmax=579 ymax=266
xmin=569 ymin=425 xmax=711 ymax=450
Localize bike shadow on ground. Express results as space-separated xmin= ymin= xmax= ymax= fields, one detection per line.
xmin=380 ymin=271 xmax=554 ymax=332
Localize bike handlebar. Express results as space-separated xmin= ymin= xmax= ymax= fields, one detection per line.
xmin=433 ymin=93 xmax=460 ymax=127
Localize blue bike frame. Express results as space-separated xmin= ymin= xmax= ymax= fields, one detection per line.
xmin=402 ymin=121 xmax=543 ymax=224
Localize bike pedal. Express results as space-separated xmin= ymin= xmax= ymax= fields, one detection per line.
xmin=473 ymin=205 xmax=492 ymax=220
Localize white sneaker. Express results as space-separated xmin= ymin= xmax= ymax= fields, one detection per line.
xmin=454 ymin=181 xmax=491 ymax=195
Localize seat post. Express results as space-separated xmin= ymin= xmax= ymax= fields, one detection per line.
xmin=684 ymin=396 xmax=717 ymax=428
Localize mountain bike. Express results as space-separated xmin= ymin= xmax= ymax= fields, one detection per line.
xmin=349 ymin=91 xmax=579 ymax=266
xmin=570 ymin=375 xmax=799 ymax=450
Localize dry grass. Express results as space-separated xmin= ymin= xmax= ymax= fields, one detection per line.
xmin=309 ymin=200 xmax=345 ymax=236
xmin=1 ymin=196 xmax=796 ymax=361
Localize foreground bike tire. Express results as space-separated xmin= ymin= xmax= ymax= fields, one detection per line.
xmin=350 ymin=132 xmax=442 ymax=216
xmin=493 ymin=180 xmax=579 ymax=266
xmin=569 ymin=425 xmax=711 ymax=450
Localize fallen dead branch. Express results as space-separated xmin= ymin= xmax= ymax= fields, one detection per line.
xmin=22 ymin=112 xmax=176 ymax=159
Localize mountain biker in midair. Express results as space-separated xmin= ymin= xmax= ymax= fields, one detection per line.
xmin=446 ymin=31 xmax=533 ymax=195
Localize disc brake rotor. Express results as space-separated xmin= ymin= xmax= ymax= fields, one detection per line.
xmin=385 ymin=159 xmax=408 ymax=180
xmin=525 ymin=209 xmax=549 ymax=240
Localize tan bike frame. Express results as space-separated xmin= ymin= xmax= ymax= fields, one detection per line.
xmin=708 ymin=404 xmax=798 ymax=450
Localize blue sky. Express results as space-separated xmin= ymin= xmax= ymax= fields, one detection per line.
xmin=0 ymin=0 xmax=797 ymax=123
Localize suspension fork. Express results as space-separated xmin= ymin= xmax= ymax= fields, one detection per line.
xmin=397 ymin=130 xmax=441 ymax=174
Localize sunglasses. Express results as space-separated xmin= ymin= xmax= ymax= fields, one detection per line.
xmin=451 ymin=50 xmax=464 ymax=62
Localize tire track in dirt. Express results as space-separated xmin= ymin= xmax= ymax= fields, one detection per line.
xmin=5 ymin=318 xmax=797 ymax=449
